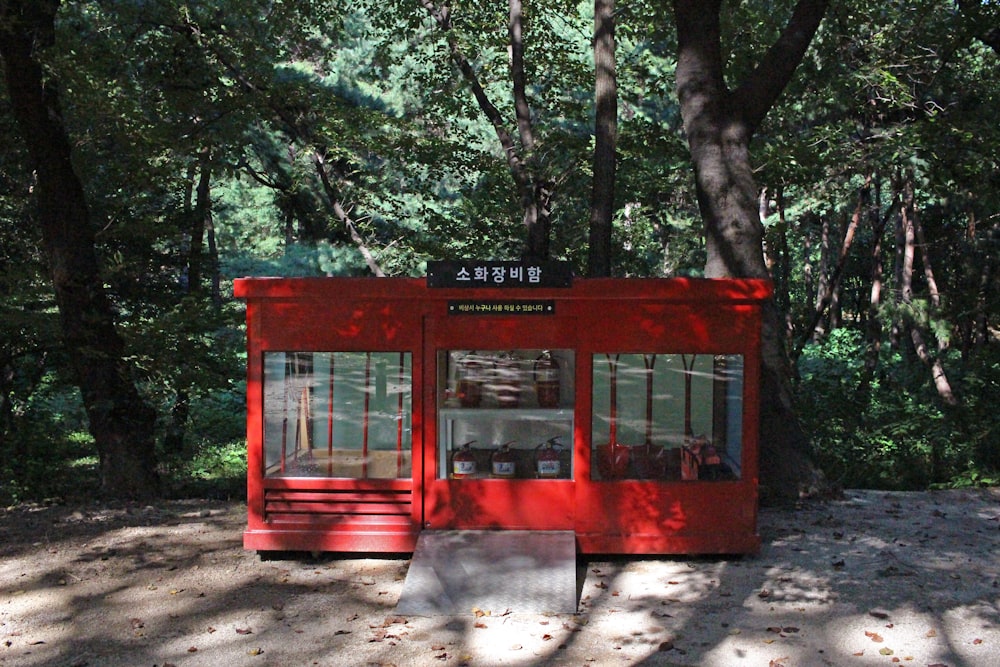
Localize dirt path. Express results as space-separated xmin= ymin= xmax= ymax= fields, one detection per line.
xmin=2 ymin=488 xmax=999 ymax=666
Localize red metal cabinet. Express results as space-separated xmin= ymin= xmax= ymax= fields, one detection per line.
xmin=235 ymin=277 xmax=771 ymax=554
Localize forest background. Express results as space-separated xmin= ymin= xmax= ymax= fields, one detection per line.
xmin=0 ymin=0 xmax=998 ymax=506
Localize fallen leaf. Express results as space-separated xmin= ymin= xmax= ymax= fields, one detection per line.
xmin=431 ymin=645 xmax=446 ymax=651
xmin=926 ymin=629 xmax=938 ymax=638
xmin=658 ymin=639 xmax=674 ymax=651
xmin=187 ymin=646 xmax=198 ymax=653
xmin=596 ymin=581 xmax=608 ymax=589
xmin=474 ymin=622 xmax=487 ymax=629
xmin=206 ymin=626 xmax=216 ymax=634
xmin=769 ymin=658 xmax=788 ymax=667
xmin=542 ymin=634 xmax=553 ymax=641
xmin=767 ymin=626 xmax=783 ymax=634
xmin=758 ymin=589 xmax=771 ymax=599
xmin=236 ymin=627 xmax=253 ymax=635
xmin=865 ymin=630 xmax=883 ymax=642
xmin=247 ymin=647 xmax=264 ymax=656
xmin=782 ymin=627 xmax=800 ymax=633
xmin=973 ymin=638 xmax=983 ymax=645
xmin=130 ymin=618 xmax=144 ymax=630
xmin=879 ymin=647 xmax=894 ymax=656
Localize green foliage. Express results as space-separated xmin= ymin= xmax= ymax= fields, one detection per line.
xmin=160 ymin=389 xmax=247 ymax=499
xmin=797 ymin=329 xmax=997 ymax=490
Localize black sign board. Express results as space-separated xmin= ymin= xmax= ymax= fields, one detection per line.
xmin=448 ymin=300 xmax=555 ymax=316
xmin=427 ymin=260 xmax=573 ymax=289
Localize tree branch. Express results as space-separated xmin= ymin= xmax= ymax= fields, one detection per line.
xmin=312 ymin=152 xmax=385 ymax=277
xmin=733 ymin=0 xmax=829 ymax=135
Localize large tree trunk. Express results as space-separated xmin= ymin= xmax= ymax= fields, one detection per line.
xmin=673 ymin=0 xmax=830 ymax=503
xmin=587 ymin=0 xmax=617 ymax=277
xmin=0 ymin=0 xmax=160 ymax=498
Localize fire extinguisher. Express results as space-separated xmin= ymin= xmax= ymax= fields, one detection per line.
xmin=534 ymin=350 xmax=560 ymax=408
xmin=452 ymin=441 xmax=478 ymax=479
xmin=457 ymin=352 xmax=485 ymax=408
xmin=535 ymin=437 xmax=563 ymax=478
xmin=491 ymin=441 xmax=517 ymax=478
xmin=699 ymin=438 xmax=722 ymax=480
xmin=492 ymin=351 xmax=522 ymax=408
xmin=681 ymin=435 xmax=707 ymax=481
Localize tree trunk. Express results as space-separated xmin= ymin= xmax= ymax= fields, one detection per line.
xmin=859 ymin=190 xmax=888 ymax=400
xmin=794 ymin=179 xmax=866 ymax=359
xmin=421 ymin=0 xmax=553 ymax=259
xmin=899 ymin=177 xmax=958 ymax=410
xmin=0 ymin=0 xmax=160 ymax=498
xmin=673 ymin=0 xmax=830 ymax=503
xmin=587 ymin=0 xmax=617 ymax=277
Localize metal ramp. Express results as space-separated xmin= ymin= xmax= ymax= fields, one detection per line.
xmin=396 ymin=530 xmax=578 ymax=615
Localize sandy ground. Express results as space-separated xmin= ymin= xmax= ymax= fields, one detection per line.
xmin=1 ymin=488 xmax=998 ymax=667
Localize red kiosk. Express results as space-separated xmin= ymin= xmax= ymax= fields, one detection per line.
xmin=235 ymin=264 xmax=771 ymax=555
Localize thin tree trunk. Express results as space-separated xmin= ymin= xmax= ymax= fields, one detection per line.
xmin=793 ymin=178 xmax=868 ymax=359
xmin=189 ymin=148 xmax=212 ymax=293
xmin=420 ymin=0 xmax=552 ymax=259
xmin=899 ymin=177 xmax=958 ymax=408
xmin=859 ymin=191 xmax=888 ymax=399
xmin=313 ymin=152 xmax=386 ymax=277
xmin=0 ymin=0 xmax=159 ymax=498
xmin=587 ymin=0 xmax=617 ymax=277
xmin=774 ymin=188 xmax=791 ymax=317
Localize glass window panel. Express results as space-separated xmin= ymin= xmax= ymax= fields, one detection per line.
xmin=262 ymin=352 xmax=412 ymax=478
xmin=591 ymin=354 xmax=742 ymax=481
xmin=437 ymin=350 xmax=574 ymax=480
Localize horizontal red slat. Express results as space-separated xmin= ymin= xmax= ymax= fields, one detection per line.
xmin=265 ymin=501 xmax=410 ymax=515
xmin=265 ymin=490 xmax=409 ymax=503
xmin=264 ymin=513 xmax=414 ymax=526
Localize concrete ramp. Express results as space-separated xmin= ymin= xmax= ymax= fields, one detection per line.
xmin=396 ymin=530 xmax=578 ymax=615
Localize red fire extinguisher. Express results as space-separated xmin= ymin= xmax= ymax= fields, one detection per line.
xmin=457 ymin=352 xmax=485 ymax=408
xmin=492 ymin=352 xmax=522 ymax=408
xmin=681 ymin=435 xmax=707 ymax=481
xmin=452 ymin=441 xmax=478 ymax=479
xmin=491 ymin=441 xmax=517 ymax=478
xmin=699 ymin=439 xmax=722 ymax=480
xmin=535 ymin=437 xmax=563 ymax=478
xmin=534 ymin=350 xmax=560 ymax=408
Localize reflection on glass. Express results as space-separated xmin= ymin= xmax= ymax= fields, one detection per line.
xmin=437 ymin=350 xmax=575 ymax=480
xmin=263 ymin=352 xmax=412 ymax=478
xmin=591 ymin=354 xmax=743 ymax=481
